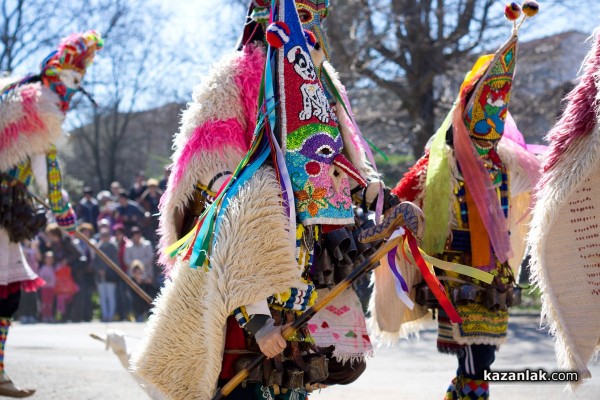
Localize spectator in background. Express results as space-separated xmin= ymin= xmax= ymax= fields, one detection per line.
xmin=92 ymin=228 xmax=120 ymax=322
xmin=139 ymin=178 xmax=163 ymax=246
xmin=71 ymin=223 xmax=96 ymax=322
xmin=113 ymin=224 xmax=132 ymax=321
xmin=130 ymin=260 xmax=155 ymax=322
xmin=140 ymin=179 xmax=162 ymax=216
xmin=159 ymin=165 xmax=170 ymax=192
xmin=38 ymin=251 xmax=56 ymax=323
xmin=45 ymin=224 xmax=82 ymax=269
xmin=114 ymin=191 xmax=145 ymax=235
xmin=124 ymin=227 xmax=154 ymax=287
xmin=54 ymin=258 xmax=79 ymax=322
xmin=129 ymin=171 xmax=147 ymax=202
xmin=96 ymin=190 xmax=116 ymax=229
xmin=45 ymin=223 xmax=83 ymax=322
xmin=110 ymin=181 xmax=122 ymax=202
xmin=78 ymin=186 xmax=99 ymax=232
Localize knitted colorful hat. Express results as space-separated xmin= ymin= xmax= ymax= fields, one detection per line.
xmin=40 ymin=30 xmax=103 ymax=112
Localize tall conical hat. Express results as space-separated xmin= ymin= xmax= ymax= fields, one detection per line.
xmin=273 ymin=0 xmax=364 ymax=226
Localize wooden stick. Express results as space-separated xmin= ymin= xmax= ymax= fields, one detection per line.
xmin=212 ymin=235 xmax=402 ymax=400
xmin=31 ymin=193 xmax=153 ymax=305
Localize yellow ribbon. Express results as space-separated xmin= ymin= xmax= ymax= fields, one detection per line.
xmin=402 ymin=239 xmax=493 ymax=284
xmin=163 ymin=220 xmax=200 ymax=256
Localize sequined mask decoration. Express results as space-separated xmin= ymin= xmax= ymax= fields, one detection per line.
xmin=275 ymin=0 xmax=362 ymax=226
xmin=462 ymin=36 xmax=518 ymax=156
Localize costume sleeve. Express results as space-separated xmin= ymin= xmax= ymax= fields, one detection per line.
xmin=391 ymin=152 xmax=430 ymax=203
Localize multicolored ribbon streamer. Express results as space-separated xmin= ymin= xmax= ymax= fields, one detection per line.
xmin=403 ymin=230 xmax=462 ymax=323
xmin=385 ymin=224 xmax=494 ymax=316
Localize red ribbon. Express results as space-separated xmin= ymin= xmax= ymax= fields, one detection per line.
xmin=404 ymin=230 xmax=463 ymax=323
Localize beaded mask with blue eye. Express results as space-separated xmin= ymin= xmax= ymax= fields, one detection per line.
xmin=276 ymin=0 xmax=365 ymax=226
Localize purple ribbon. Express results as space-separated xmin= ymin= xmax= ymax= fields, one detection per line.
xmin=387 ymin=245 xmax=409 ymax=293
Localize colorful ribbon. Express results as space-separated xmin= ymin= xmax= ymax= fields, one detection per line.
xmin=385 ymin=227 xmax=495 ymax=323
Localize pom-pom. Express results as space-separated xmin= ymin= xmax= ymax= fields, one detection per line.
xmin=522 ymin=0 xmax=539 ymax=17
xmin=251 ymin=7 xmax=270 ymax=24
xmin=252 ymin=0 xmax=269 ymax=7
xmin=266 ymin=22 xmax=290 ymax=49
xmin=304 ymin=30 xmax=317 ymax=51
xmin=504 ymin=2 xmax=521 ymax=21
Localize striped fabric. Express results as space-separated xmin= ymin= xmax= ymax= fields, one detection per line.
xmin=0 ymin=318 xmax=9 ymax=374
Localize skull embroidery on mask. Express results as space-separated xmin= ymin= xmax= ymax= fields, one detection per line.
xmin=277 ymin=0 xmax=363 ymax=226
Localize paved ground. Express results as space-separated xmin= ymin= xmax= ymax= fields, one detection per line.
xmin=5 ymin=315 xmax=599 ymax=399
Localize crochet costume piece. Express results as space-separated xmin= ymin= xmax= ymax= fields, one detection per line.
xmin=0 ymin=31 xmax=102 ymax=297
xmin=528 ymin=30 xmax=600 ymax=387
xmin=132 ymin=1 xmax=379 ymax=399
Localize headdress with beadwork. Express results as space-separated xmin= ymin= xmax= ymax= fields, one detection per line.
xmin=421 ymin=1 xmax=539 ymax=261
xmin=270 ymin=0 xmax=365 ymax=226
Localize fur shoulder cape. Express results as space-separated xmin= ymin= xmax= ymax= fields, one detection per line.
xmin=131 ymin=166 xmax=300 ymax=399
xmin=0 ymin=79 xmax=64 ymax=172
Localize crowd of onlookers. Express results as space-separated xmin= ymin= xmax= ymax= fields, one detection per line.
xmin=16 ymin=169 xmax=169 ymax=324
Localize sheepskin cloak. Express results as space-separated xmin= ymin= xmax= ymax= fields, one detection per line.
xmin=528 ymin=32 xmax=600 ymax=385
xmin=0 ymin=78 xmax=64 ymax=291
xmin=132 ymin=43 xmax=377 ymax=399
xmin=0 ymin=78 xmax=64 ymax=173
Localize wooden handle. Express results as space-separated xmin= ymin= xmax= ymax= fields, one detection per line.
xmin=31 ymin=193 xmax=153 ymax=305
xmin=212 ymin=235 xmax=402 ymax=399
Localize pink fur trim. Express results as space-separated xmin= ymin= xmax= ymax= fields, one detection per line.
xmin=233 ymin=43 xmax=266 ymax=143
xmin=0 ymin=87 xmax=46 ymax=152
xmin=542 ymin=32 xmax=600 ymax=177
xmin=170 ymin=118 xmax=246 ymax=189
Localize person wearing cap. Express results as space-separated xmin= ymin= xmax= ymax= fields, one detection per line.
xmin=370 ymin=4 xmax=542 ymax=399
xmin=124 ymin=226 xmax=154 ymax=286
xmin=79 ymin=186 xmax=99 ymax=232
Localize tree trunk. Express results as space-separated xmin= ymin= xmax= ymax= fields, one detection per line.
xmin=409 ymin=80 xmax=436 ymax=159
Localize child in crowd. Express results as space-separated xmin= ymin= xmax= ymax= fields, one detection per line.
xmin=38 ymin=252 xmax=56 ymax=323
xmin=53 ymin=260 xmax=79 ymax=322
xmin=130 ymin=260 xmax=154 ymax=322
